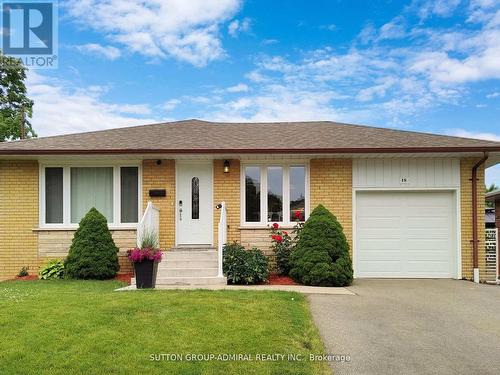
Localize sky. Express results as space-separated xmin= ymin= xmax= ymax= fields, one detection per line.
xmin=22 ymin=0 xmax=500 ymax=185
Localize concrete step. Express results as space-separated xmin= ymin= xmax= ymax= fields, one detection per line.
xmin=158 ymin=268 xmax=218 ymax=277
xmin=170 ymin=246 xmax=216 ymax=252
xmin=156 ymin=276 xmax=227 ymax=286
xmin=158 ymin=259 xmax=218 ymax=269
xmin=164 ymin=251 xmax=218 ymax=261
xmin=130 ymin=276 xmax=227 ymax=286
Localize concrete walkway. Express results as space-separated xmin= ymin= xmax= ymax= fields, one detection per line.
xmin=116 ymin=283 xmax=355 ymax=295
xmin=309 ymin=279 xmax=500 ymax=375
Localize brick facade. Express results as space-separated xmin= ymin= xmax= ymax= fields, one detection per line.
xmin=460 ymin=158 xmax=487 ymax=281
xmin=213 ymin=159 xmax=241 ymax=245
xmin=142 ymin=159 xmax=176 ymax=249
xmin=310 ymin=159 xmax=353 ymax=253
xmin=0 ymin=156 xmax=492 ymax=281
xmin=0 ymin=161 xmax=39 ymax=280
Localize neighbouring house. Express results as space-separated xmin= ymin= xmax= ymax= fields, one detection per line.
xmin=1 ymin=119 xmax=500 ymax=284
xmin=486 ymin=190 xmax=500 ymax=281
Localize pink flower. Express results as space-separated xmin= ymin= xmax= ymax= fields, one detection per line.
xmin=127 ymin=247 xmax=163 ymax=263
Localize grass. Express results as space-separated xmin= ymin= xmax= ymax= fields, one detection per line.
xmin=0 ymin=280 xmax=330 ymax=375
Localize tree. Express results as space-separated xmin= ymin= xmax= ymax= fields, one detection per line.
xmin=289 ymin=204 xmax=353 ymax=286
xmin=0 ymin=51 xmax=35 ymax=141
xmin=486 ymin=183 xmax=499 ymax=208
xmin=64 ymin=208 xmax=120 ymax=279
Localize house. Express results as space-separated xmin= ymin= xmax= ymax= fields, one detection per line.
xmin=486 ymin=190 xmax=500 ymax=282
xmin=1 ymin=119 xmax=500 ymax=283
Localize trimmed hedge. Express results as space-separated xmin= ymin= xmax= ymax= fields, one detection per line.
xmin=64 ymin=208 xmax=119 ymax=279
xmin=223 ymin=242 xmax=269 ymax=284
xmin=289 ymin=204 xmax=353 ymax=286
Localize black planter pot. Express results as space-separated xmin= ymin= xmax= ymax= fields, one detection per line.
xmin=134 ymin=260 xmax=159 ymax=289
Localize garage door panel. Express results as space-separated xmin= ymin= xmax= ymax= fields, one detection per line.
xmin=356 ymin=191 xmax=456 ymax=278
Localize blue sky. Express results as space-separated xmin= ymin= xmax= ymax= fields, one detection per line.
xmin=24 ymin=0 xmax=500 ymax=184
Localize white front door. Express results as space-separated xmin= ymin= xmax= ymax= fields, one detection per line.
xmin=176 ymin=161 xmax=213 ymax=245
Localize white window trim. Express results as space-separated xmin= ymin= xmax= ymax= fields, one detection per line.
xmin=240 ymin=161 xmax=310 ymax=228
xmin=39 ymin=161 xmax=142 ymax=230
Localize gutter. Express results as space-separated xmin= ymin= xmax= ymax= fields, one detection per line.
xmin=1 ymin=146 xmax=500 ymax=155
xmin=471 ymin=152 xmax=488 ymax=283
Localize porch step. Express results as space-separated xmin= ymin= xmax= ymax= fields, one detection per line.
xmin=158 ymin=259 xmax=218 ymax=269
xmin=164 ymin=250 xmax=218 ymax=261
xmin=158 ymin=267 xmax=218 ymax=277
xmin=171 ymin=246 xmax=216 ymax=252
xmin=130 ymin=246 xmax=226 ymax=287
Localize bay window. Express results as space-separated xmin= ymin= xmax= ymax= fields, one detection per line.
xmin=243 ymin=163 xmax=308 ymax=225
xmin=41 ymin=164 xmax=140 ymax=227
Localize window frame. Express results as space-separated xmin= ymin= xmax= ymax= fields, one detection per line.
xmin=240 ymin=161 xmax=309 ymax=227
xmin=39 ymin=161 xmax=142 ymax=229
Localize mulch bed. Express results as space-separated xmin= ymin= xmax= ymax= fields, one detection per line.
xmin=114 ymin=273 xmax=133 ymax=285
xmin=14 ymin=275 xmax=39 ymax=281
xmin=267 ymin=274 xmax=297 ymax=285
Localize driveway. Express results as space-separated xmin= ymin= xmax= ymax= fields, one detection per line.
xmin=309 ymin=279 xmax=500 ymax=375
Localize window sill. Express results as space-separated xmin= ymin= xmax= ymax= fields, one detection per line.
xmin=33 ymin=225 xmax=138 ymax=232
xmin=239 ymin=224 xmax=299 ymax=230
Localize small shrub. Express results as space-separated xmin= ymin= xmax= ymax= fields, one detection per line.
xmin=17 ymin=266 xmax=29 ymax=277
xmin=139 ymin=230 xmax=159 ymax=249
xmin=289 ymin=204 xmax=353 ymax=287
xmin=64 ymin=207 xmax=119 ymax=279
xmin=39 ymin=260 xmax=65 ymax=280
xmin=223 ymin=242 xmax=269 ymax=284
xmin=269 ymin=223 xmax=293 ymax=275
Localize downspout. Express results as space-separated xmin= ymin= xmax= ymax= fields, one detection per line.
xmin=471 ymin=152 xmax=488 ymax=283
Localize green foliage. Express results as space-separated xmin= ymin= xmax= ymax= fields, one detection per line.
xmin=223 ymin=242 xmax=269 ymax=284
xmin=139 ymin=230 xmax=159 ymax=249
xmin=289 ymin=204 xmax=353 ymax=287
xmin=270 ymin=220 xmax=305 ymax=275
xmin=64 ymin=208 xmax=119 ymax=279
xmin=17 ymin=266 xmax=29 ymax=277
xmin=39 ymin=260 xmax=65 ymax=280
xmin=486 ymin=183 xmax=499 ymax=208
xmin=0 ymin=52 xmax=36 ymax=141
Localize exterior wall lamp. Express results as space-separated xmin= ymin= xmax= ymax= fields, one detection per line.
xmin=223 ymin=160 xmax=230 ymax=173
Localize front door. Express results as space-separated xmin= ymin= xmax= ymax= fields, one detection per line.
xmin=176 ymin=161 xmax=213 ymax=245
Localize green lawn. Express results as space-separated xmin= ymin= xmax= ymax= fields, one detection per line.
xmin=0 ymin=280 xmax=330 ymax=375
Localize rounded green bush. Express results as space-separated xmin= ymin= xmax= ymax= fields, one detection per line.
xmin=64 ymin=208 xmax=119 ymax=279
xmin=289 ymin=204 xmax=353 ymax=286
xmin=223 ymin=242 xmax=269 ymax=285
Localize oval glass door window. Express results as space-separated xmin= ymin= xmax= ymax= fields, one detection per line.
xmin=192 ymin=177 xmax=199 ymax=219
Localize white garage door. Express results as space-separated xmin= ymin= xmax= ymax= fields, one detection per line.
xmin=355 ymin=191 xmax=456 ymax=278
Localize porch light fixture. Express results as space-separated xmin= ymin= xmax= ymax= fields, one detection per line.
xmin=223 ymin=160 xmax=230 ymax=173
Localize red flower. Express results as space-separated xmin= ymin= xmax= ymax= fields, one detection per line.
xmin=283 ymin=231 xmax=288 ymax=236
xmin=272 ymin=223 xmax=279 ymax=229
xmin=294 ymin=210 xmax=302 ymax=219
xmin=275 ymin=235 xmax=283 ymax=242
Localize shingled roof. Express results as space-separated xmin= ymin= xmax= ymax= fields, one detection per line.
xmin=1 ymin=119 xmax=500 ymax=154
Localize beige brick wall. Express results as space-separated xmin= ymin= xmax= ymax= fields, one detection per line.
xmin=142 ymin=160 xmax=176 ymax=249
xmin=0 ymin=160 xmax=39 ymax=280
xmin=36 ymin=229 xmax=137 ymax=274
xmin=460 ymin=158 xmax=487 ymax=280
xmin=310 ymin=159 xmax=353 ymax=253
xmin=213 ymin=159 xmax=241 ymax=245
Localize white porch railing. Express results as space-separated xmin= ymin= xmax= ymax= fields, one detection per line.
xmin=137 ymin=201 xmax=160 ymax=247
xmin=217 ymin=202 xmax=227 ymax=277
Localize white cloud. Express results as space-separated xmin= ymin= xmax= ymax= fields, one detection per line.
xmin=414 ymin=0 xmax=462 ymax=19
xmin=487 ymin=92 xmax=500 ymax=98
xmin=320 ymin=24 xmax=337 ymax=31
xmin=64 ymin=0 xmax=242 ymax=67
xmin=226 ymin=83 xmax=249 ymax=92
xmin=228 ymin=17 xmax=251 ymax=37
xmin=75 ymin=43 xmax=121 ymax=60
xmin=162 ymin=99 xmax=181 ymax=111
xmin=27 ymin=71 xmax=157 ymax=136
